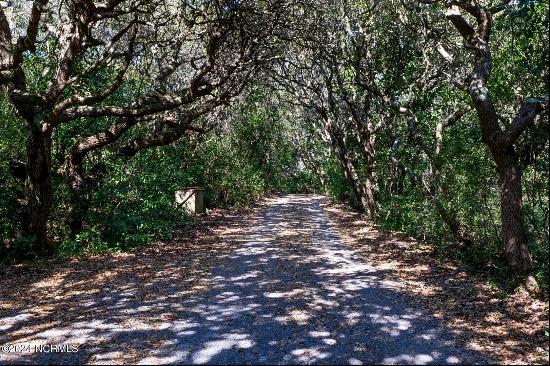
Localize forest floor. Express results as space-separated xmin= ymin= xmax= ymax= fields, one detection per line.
xmin=0 ymin=194 xmax=548 ymax=365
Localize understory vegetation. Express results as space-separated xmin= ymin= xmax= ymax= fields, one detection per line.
xmin=0 ymin=0 xmax=548 ymax=293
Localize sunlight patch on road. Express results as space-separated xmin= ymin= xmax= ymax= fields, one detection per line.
xmin=191 ymin=333 xmax=254 ymax=364
xmin=290 ymin=347 xmax=330 ymax=363
xmin=264 ymin=288 xmax=307 ymax=299
xmin=382 ymin=353 xmax=437 ymax=365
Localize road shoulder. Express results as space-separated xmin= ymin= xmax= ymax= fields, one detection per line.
xmin=320 ymin=198 xmax=549 ymax=365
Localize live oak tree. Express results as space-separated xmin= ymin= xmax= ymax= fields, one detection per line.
xmin=0 ymin=0 xmax=290 ymax=252
xmin=433 ymin=0 xmax=548 ymax=276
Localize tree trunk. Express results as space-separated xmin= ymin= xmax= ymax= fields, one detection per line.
xmin=363 ymin=155 xmax=376 ymax=219
xmin=493 ymin=148 xmax=532 ymax=276
xmin=330 ymin=133 xmax=370 ymax=210
xmin=353 ymin=120 xmax=376 ymax=218
xmin=24 ymin=128 xmax=53 ymax=255
xmin=67 ymin=192 xmax=87 ymax=238
xmin=65 ymin=150 xmax=87 ymax=238
xmin=351 ymin=98 xmax=376 ymax=219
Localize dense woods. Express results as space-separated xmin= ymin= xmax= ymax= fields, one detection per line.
xmin=1 ymin=0 xmax=548 ymax=293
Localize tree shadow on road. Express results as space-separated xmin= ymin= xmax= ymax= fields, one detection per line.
xmin=321 ymin=199 xmax=549 ymax=364
xmin=1 ymin=195 xmax=494 ymax=364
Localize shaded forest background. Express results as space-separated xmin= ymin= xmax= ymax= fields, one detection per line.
xmin=0 ymin=0 xmax=548 ymax=292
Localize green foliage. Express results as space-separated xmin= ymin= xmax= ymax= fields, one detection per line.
xmin=2 ymin=87 xmax=310 ymax=258
xmin=323 ymin=157 xmax=356 ymax=204
xmin=0 ymin=99 xmax=26 ymax=260
xmin=201 ymin=137 xmax=268 ymax=206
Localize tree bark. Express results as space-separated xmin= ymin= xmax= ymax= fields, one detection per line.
xmin=65 ymin=149 xmax=88 ymax=238
xmin=493 ymin=147 xmax=532 ymax=275
xmin=329 ymin=132 xmax=370 ymax=210
xmin=363 ymin=158 xmax=376 ymax=219
xmin=24 ymin=127 xmax=53 ymax=254
xmin=352 ymin=112 xmax=376 ymax=218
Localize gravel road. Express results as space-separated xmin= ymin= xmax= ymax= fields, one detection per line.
xmin=1 ymin=195 xmax=491 ymax=365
